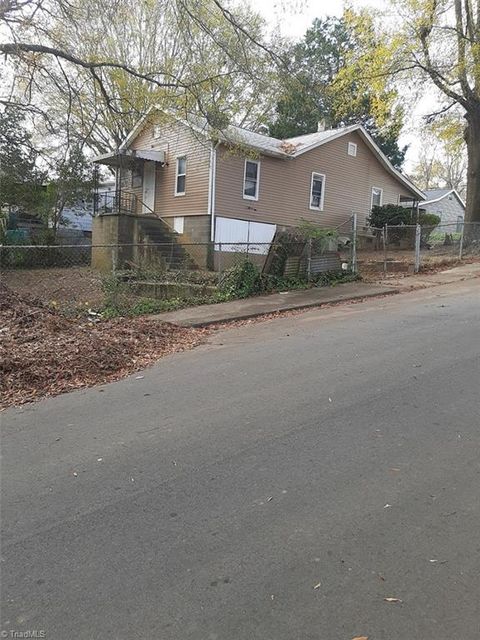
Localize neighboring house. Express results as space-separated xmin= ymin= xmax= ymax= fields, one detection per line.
xmin=60 ymin=180 xmax=116 ymax=235
xmin=419 ymin=188 xmax=465 ymax=231
xmin=92 ymin=111 xmax=424 ymax=261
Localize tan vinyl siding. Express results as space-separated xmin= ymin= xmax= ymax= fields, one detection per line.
xmin=215 ymin=131 xmax=416 ymax=229
xmin=128 ymin=119 xmax=211 ymax=217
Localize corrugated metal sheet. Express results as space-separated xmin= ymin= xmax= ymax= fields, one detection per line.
xmin=310 ymin=254 xmax=341 ymax=274
xmin=283 ymin=252 xmax=340 ymax=277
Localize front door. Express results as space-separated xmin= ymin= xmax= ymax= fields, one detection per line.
xmin=142 ymin=161 xmax=156 ymax=213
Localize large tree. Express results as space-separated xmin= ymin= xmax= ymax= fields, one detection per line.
xmin=268 ymin=17 xmax=407 ymax=168
xmin=0 ymin=106 xmax=45 ymax=214
xmin=0 ymin=0 xmax=281 ymax=154
xmin=410 ymin=115 xmax=467 ymax=196
xmin=342 ymin=1 xmax=480 ymax=223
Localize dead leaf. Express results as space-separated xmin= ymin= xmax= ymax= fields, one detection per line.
xmin=0 ymin=282 xmax=208 ymax=411
xmin=384 ymin=597 xmax=402 ymax=603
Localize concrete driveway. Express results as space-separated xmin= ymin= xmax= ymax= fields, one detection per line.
xmin=1 ymin=280 xmax=479 ymax=639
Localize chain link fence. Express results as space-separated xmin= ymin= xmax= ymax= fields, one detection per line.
xmin=355 ymin=221 xmax=480 ymax=276
xmin=0 ymin=236 xmax=353 ymax=315
xmin=1 ymin=219 xmax=478 ymax=314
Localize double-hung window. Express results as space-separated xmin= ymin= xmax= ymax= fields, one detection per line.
xmin=175 ymin=157 xmax=186 ymax=196
xmin=309 ymin=172 xmax=325 ymax=211
xmin=243 ymin=160 xmax=260 ymax=200
xmin=371 ymin=186 xmax=383 ymax=208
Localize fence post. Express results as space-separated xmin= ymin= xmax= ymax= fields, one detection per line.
xmin=459 ymin=222 xmax=465 ymax=260
xmin=383 ymin=224 xmax=388 ymax=275
xmin=351 ymin=213 xmax=358 ymax=274
xmin=217 ymin=242 xmax=222 ymax=276
xmin=414 ymin=223 xmax=421 ymax=273
xmin=306 ymin=237 xmax=312 ymax=281
xmin=111 ymin=246 xmax=117 ymax=275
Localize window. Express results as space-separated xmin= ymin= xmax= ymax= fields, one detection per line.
xmin=371 ymin=187 xmax=383 ymax=208
xmin=153 ymin=124 xmax=162 ymax=139
xmin=309 ymin=172 xmax=326 ymax=210
xmin=175 ymin=157 xmax=186 ymax=196
xmin=243 ymin=160 xmax=260 ymax=200
xmin=347 ymin=142 xmax=357 ymax=157
xmin=132 ymin=165 xmax=142 ymax=188
xmin=173 ymin=216 xmax=184 ymax=234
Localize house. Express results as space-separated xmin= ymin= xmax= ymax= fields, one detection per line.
xmin=419 ymin=188 xmax=465 ymax=231
xmin=59 ymin=180 xmax=116 ymax=236
xmin=92 ymin=111 xmax=424 ymax=269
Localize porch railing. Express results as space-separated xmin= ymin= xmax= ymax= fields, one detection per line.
xmin=94 ymin=191 xmax=138 ymax=216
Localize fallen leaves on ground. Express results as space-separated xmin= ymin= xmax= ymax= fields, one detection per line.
xmin=0 ymin=282 xmax=208 ymax=409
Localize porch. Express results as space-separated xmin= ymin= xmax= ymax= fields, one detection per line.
xmin=93 ymin=148 xmax=166 ymax=217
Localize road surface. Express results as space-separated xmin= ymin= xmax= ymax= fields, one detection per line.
xmin=2 ymin=280 xmax=480 ymax=639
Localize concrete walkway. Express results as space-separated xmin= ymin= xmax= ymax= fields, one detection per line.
xmin=156 ymin=262 xmax=480 ymax=327
xmin=156 ymin=282 xmax=396 ymax=326
xmin=376 ymin=261 xmax=480 ymax=290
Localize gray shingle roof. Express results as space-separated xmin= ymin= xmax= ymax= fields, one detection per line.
xmin=219 ymin=124 xmax=356 ymax=158
xmin=422 ymin=188 xmax=452 ymax=201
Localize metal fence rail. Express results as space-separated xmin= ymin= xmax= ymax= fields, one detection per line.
xmin=0 ymin=239 xmax=353 ymax=315
xmin=355 ymin=221 xmax=480 ymax=276
xmin=1 ymin=220 xmax=479 ymax=313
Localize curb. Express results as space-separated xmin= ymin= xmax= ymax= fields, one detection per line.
xmin=172 ymin=289 xmax=400 ymax=328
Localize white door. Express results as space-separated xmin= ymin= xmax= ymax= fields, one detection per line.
xmin=142 ymin=161 xmax=156 ymax=213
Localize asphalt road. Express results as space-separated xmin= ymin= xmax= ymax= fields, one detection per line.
xmin=1 ymin=280 xmax=480 ymax=640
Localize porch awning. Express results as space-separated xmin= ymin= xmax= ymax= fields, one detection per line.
xmin=93 ymin=149 xmax=166 ymax=167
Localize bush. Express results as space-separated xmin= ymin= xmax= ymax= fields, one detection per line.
xmin=418 ymin=212 xmax=441 ymax=246
xmin=218 ymin=259 xmax=262 ymax=299
xmin=367 ymin=204 xmax=414 ymax=228
xmin=296 ymin=220 xmax=339 ymax=252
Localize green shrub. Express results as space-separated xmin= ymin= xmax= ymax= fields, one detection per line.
xmin=417 ymin=212 xmax=441 ymax=245
xmin=296 ymin=220 xmax=339 ymax=252
xmin=218 ymin=259 xmax=262 ymax=299
xmin=367 ymin=204 xmax=414 ymax=228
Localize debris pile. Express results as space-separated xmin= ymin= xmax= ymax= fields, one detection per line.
xmin=0 ymin=282 xmax=207 ymax=409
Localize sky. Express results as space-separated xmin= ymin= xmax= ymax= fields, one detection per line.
xmin=255 ymin=0 xmax=432 ymax=171
xmin=257 ymin=0 xmax=384 ymax=39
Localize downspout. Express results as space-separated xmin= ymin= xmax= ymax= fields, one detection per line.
xmin=209 ymin=141 xmax=220 ymax=242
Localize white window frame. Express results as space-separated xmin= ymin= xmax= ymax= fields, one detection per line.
xmin=309 ymin=172 xmax=326 ymax=211
xmin=371 ymin=186 xmax=383 ymax=208
xmin=175 ymin=156 xmax=186 ymax=196
xmin=347 ymin=142 xmax=357 ymax=157
xmin=173 ymin=216 xmax=184 ymax=234
xmin=243 ymin=159 xmax=260 ymax=201
xmin=153 ymin=124 xmax=162 ymax=139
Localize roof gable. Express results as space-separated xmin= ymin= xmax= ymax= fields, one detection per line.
xmin=421 ymin=188 xmax=465 ymax=209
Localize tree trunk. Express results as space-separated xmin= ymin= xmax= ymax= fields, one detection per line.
xmin=464 ymin=106 xmax=480 ymax=223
